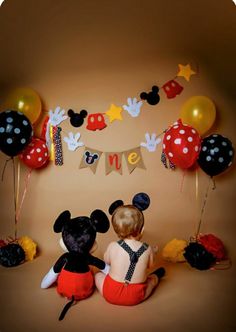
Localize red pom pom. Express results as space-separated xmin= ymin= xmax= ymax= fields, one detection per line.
xmin=0 ymin=239 xmax=7 ymax=248
xmin=198 ymin=234 xmax=226 ymax=261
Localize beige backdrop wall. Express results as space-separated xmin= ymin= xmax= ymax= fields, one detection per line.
xmin=0 ymin=0 xmax=236 ymax=259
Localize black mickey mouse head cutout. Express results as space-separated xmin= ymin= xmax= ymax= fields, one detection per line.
xmin=68 ymin=109 xmax=88 ymax=128
xmin=109 ymin=192 xmax=150 ymax=215
xmin=85 ymin=151 xmax=98 ymax=164
xmin=140 ymin=86 xmax=160 ymax=105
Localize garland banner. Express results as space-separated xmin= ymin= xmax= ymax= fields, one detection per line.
xmin=124 ymin=147 xmax=146 ymax=173
xmin=105 ymin=151 xmax=123 ymax=175
xmin=79 ymin=146 xmax=145 ymax=175
xmin=79 ymin=147 xmax=103 ymax=174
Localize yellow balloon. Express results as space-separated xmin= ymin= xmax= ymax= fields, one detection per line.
xmin=3 ymin=87 xmax=42 ymax=124
xmin=180 ymin=96 xmax=216 ymax=135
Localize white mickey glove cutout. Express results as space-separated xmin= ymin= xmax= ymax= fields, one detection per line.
xmin=64 ymin=132 xmax=84 ymax=151
xmin=49 ymin=106 xmax=68 ymax=126
xmin=140 ymin=133 xmax=162 ymax=152
xmin=123 ymin=97 xmax=143 ymax=117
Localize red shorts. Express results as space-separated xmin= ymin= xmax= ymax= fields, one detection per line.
xmin=57 ymin=269 xmax=94 ymax=300
xmin=103 ymin=274 xmax=147 ymax=306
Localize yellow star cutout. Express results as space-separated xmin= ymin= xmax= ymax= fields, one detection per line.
xmin=105 ymin=104 xmax=123 ymax=123
xmin=177 ymin=64 xmax=196 ymax=81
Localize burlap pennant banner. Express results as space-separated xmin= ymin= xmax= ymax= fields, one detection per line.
xmin=79 ymin=146 xmax=145 ymax=174
xmin=105 ymin=152 xmax=123 ymax=175
xmin=123 ymin=146 xmax=146 ymax=173
xmin=79 ymin=147 xmax=103 ymax=174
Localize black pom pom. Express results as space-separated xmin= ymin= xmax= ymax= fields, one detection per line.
xmin=184 ymin=242 xmax=216 ymax=270
xmin=108 ymin=200 xmax=124 ymax=215
xmin=132 ymin=193 xmax=150 ymax=211
xmin=0 ymin=243 xmax=25 ymax=267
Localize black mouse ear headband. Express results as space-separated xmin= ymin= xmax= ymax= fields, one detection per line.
xmin=53 ymin=210 xmax=71 ymax=233
xmin=108 ymin=200 xmax=124 ymax=215
xmin=132 ymin=192 xmax=150 ymax=211
xmin=108 ymin=193 xmax=150 ymax=215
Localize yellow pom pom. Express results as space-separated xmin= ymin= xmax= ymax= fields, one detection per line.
xmin=17 ymin=236 xmax=37 ymax=261
xmin=162 ymin=238 xmax=187 ymax=263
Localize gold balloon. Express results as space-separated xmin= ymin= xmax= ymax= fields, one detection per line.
xmin=4 ymin=87 xmax=42 ymax=124
xmin=180 ymin=96 xmax=216 ymax=135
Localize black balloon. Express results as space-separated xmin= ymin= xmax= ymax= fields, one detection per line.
xmin=0 ymin=110 xmax=33 ymax=157
xmin=183 ymin=242 xmax=216 ymax=270
xmin=198 ymin=134 xmax=234 ymax=177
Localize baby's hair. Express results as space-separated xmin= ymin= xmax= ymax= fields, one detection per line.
xmin=111 ymin=205 xmax=144 ymax=239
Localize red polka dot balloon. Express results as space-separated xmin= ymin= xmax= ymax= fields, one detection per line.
xmin=163 ymin=119 xmax=201 ymax=169
xmin=19 ymin=137 xmax=49 ymax=169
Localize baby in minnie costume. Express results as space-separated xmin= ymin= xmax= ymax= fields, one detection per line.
xmin=41 ymin=208 xmax=110 ymax=320
xmin=95 ymin=193 xmax=165 ymax=306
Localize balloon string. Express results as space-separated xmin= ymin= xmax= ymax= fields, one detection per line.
xmin=195 ymin=176 xmax=214 ymax=237
xmin=16 ymin=168 xmax=32 ymax=224
xmin=195 ymin=169 xmax=199 ymax=201
xmin=211 ymin=177 xmax=216 ymax=190
xmin=195 ymin=169 xmax=199 ymax=235
xmin=16 ymin=160 xmax=21 ymax=212
xmin=1 ymin=157 xmax=12 ymax=181
xmin=12 ymin=157 xmax=18 ymax=240
xmin=180 ymin=169 xmax=186 ymax=193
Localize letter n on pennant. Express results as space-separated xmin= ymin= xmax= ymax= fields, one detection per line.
xmin=105 ymin=152 xmax=122 ymax=175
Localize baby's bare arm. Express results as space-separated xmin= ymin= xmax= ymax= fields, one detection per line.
xmin=148 ymin=245 xmax=158 ymax=269
xmin=103 ymin=242 xmax=115 ymax=264
xmin=152 ymin=245 xmax=158 ymax=254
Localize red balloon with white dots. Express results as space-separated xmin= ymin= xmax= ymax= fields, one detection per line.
xmin=19 ymin=137 xmax=49 ymax=169
xmin=163 ymin=119 xmax=202 ymax=169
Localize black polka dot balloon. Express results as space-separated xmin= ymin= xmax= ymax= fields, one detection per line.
xmin=198 ymin=134 xmax=234 ymax=177
xmin=0 ymin=110 xmax=33 ymax=157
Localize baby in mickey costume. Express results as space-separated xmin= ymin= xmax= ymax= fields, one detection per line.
xmin=95 ymin=193 xmax=165 ymax=306
xmin=41 ymin=208 xmax=110 ymax=320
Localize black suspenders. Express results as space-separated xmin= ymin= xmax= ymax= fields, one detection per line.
xmin=117 ymin=240 xmax=149 ymax=284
